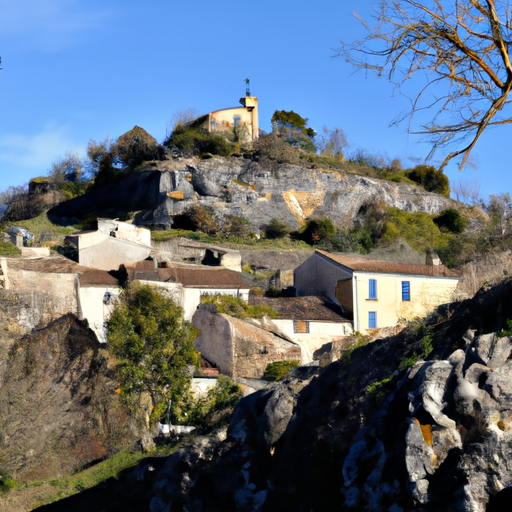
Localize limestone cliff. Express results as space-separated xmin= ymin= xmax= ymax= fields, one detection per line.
xmin=48 ymin=157 xmax=452 ymax=230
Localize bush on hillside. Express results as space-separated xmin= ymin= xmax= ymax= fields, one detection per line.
xmin=433 ymin=208 xmax=468 ymax=233
xmin=173 ymin=205 xmax=219 ymax=235
xmin=405 ymin=165 xmax=450 ymax=197
xmin=265 ymin=218 xmax=290 ymax=239
xmin=165 ymin=125 xmax=236 ymax=157
xmin=220 ymin=215 xmax=254 ymax=239
xmin=300 ymin=218 xmax=337 ymax=245
xmin=264 ymin=360 xmax=300 ymax=381
xmin=116 ymin=125 xmax=165 ymax=167
xmin=189 ymin=376 xmax=243 ymax=430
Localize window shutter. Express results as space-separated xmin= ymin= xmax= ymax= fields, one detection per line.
xmin=369 ymin=279 xmax=377 ymax=299
xmin=368 ymin=312 xmax=377 ymax=330
xmin=402 ymin=281 xmax=410 ymax=301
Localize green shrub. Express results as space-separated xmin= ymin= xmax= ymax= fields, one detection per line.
xmin=405 ymin=165 xmax=450 ymax=197
xmin=383 ymin=208 xmax=449 ymax=252
xmin=0 ymin=240 xmax=21 ymax=255
xmin=0 ymin=471 xmax=18 ymax=493
xmin=173 ymin=205 xmax=219 ymax=235
xmin=433 ymin=208 xmax=468 ymax=233
xmin=165 ymin=125 xmax=236 ymax=157
xmin=264 ymin=360 xmax=300 ymax=381
xmin=265 ymin=218 xmax=290 ymax=239
xmin=189 ymin=376 xmax=243 ymax=429
xmin=221 ymin=215 xmax=253 ymax=239
xmin=200 ymin=294 xmax=278 ymax=319
xmin=300 ymin=218 xmax=336 ymax=245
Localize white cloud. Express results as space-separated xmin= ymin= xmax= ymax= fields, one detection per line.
xmin=0 ymin=123 xmax=84 ymax=172
xmin=0 ymin=0 xmax=115 ymax=52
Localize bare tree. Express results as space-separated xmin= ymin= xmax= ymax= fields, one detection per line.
xmin=48 ymin=151 xmax=83 ymax=184
xmin=166 ymin=107 xmax=202 ymax=137
xmin=451 ymin=177 xmax=482 ymax=204
xmin=316 ymin=126 xmax=349 ymax=159
xmin=337 ymin=1 xmax=512 ymax=170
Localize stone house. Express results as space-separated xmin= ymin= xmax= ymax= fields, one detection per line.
xmin=125 ymin=260 xmax=250 ymax=320
xmin=294 ymin=250 xmax=460 ymax=333
xmin=65 ymin=219 xmax=151 ymax=271
xmin=249 ymin=295 xmax=353 ymax=363
xmin=192 ymin=304 xmax=301 ymax=379
xmin=0 ymin=255 xmax=119 ymax=339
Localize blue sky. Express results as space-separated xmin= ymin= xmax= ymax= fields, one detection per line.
xmin=0 ymin=0 xmax=509 ymax=201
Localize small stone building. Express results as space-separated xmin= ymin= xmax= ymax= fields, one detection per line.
xmin=193 ymin=304 xmax=301 ymax=379
xmin=65 ymin=219 xmax=151 ymax=271
xmin=249 ymin=295 xmax=353 ymax=363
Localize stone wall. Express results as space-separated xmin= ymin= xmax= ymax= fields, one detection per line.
xmin=193 ymin=305 xmax=301 ymax=378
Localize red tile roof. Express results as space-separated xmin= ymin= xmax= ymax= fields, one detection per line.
xmin=315 ymin=250 xmax=461 ymax=278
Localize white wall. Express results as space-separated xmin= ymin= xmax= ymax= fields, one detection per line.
xmin=353 ymin=271 xmax=460 ymax=333
xmin=272 ymin=319 xmax=353 ymax=363
xmin=79 ymin=285 xmax=120 ymax=343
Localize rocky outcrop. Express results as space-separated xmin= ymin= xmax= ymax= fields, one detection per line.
xmin=0 ymin=315 xmax=147 ymax=484
xmin=49 ymin=157 xmax=452 ymax=231
xmin=37 ymin=279 xmax=512 ymax=512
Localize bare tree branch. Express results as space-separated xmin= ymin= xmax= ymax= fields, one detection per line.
xmin=336 ymin=0 xmax=512 ymax=170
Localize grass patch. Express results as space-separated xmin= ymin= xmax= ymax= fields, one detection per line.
xmin=264 ymin=360 xmax=300 ymax=381
xmin=0 ymin=240 xmax=21 ymax=255
xmin=4 ymin=212 xmax=74 ymax=248
xmin=151 ymin=228 xmax=311 ymax=250
xmin=201 ymin=294 xmax=278 ymax=319
xmin=17 ymin=445 xmax=180 ymax=509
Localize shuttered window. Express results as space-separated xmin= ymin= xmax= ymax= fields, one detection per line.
xmin=369 ymin=279 xmax=377 ymax=299
xmin=294 ymin=320 xmax=310 ymax=333
xmin=402 ymin=281 xmax=411 ymax=301
xmin=368 ymin=312 xmax=377 ymax=330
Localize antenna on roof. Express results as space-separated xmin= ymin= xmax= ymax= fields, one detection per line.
xmin=244 ymin=78 xmax=250 ymax=97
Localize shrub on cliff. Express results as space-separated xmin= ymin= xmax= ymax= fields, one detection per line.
xmin=164 ymin=125 xmax=235 ymax=157
xmin=189 ymin=376 xmax=243 ymax=430
xmin=106 ymin=282 xmax=199 ymax=421
xmin=265 ymin=218 xmax=290 ymax=239
xmin=434 ymin=208 xmax=468 ymax=234
xmin=405 ymin=165 xmax=450 ymax=197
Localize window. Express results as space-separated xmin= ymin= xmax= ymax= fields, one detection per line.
xmin=294 ymin=320 xmax=310 ymax=333
xmin=402 ymin=281 xmax=411 ymax=301
xmin=368 ymin=279 xmax=377 ymax=299
xmin=368 ymin=312 xmax=377 ymax=330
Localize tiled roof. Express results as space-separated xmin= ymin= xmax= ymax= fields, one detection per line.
xmin=250 ymin=295 xmax=350 ymax=322
xmin=80 ymin=270 xmax=119 ymax=286
xmin=315 ymin=250 xmax=461 ymax=278
xmin=127 ymin=263 xmax=249 ymax=289
xmin=5 ymin=255 xmax=91 ymax=274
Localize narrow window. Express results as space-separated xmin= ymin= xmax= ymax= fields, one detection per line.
xmin=368 ymin=312 xmax=377 ymax=330
xmin=369 ymin=279 xmax=377 ymax=299
xmin=402 ymin=281 xmax=410 ymax=301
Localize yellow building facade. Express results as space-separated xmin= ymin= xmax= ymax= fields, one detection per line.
xmin=294 ymin=250 xmax=460 ymax=333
